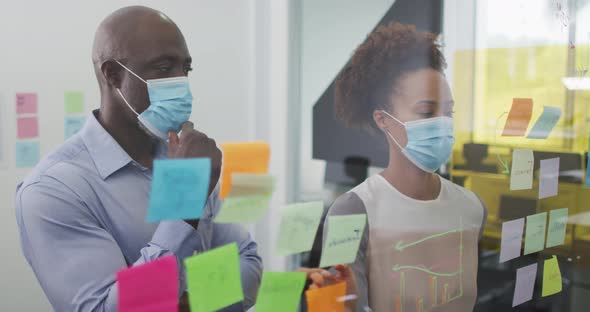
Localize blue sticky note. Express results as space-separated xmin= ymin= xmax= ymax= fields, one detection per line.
xmin=586 ymin=155 xmax=590 ymax=187
xmin=15 ymin=141 xmax=40 ymax=168
xmin=148 ymin=158 xmax=211 ymax=222
xmin=527 ymin=106 xmax=561 ymax=139
xmin=64 ymin=116 xmax=86 ymax=140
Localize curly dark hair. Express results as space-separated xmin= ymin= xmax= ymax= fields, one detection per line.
xmin=334 ymin=22 xmax=446 ymax=131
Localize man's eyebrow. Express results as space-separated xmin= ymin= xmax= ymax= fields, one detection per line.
xmin=146 ymin=54 xmax=179 ymax=64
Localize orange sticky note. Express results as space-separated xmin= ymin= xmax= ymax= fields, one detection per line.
xmin=502 ymin=98 xmax=534 ymax=136
xmin=220 ymin=142 xmax=270 ymax=199
xmin=305 ymin=282 xmax=346 ymax=312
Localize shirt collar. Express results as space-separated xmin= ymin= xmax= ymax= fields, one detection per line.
xmin=81 ymin=110 xmax=167 ymax=180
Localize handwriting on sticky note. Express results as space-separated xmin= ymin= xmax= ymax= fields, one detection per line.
xmin=319 ymin=214 xmax=367 ymax=268
xmin=17 ymin=117 xmax=39 ymax=139
xmin=148 ymin=158 xmax=210 ymax=222
xmin=524 ymin=212 xmax=547 ymax=255
xmin=220 ymin=142 xmax=270 ymax=199
xmin=15 ymin=93 xmax=38 ymax=115
xmin=214 ymin=194 xmax=271 ymax=224
xmin=64 ymin=116 xmax=86 ymax=140
xmin=500 ymin=218 xmax=525 ymax=263
xmin=542 ymin=255 xmax=562 ymax=297
xmin=502 ymin=98 xmax=534 ymax=136
xmin=15 ymin=141 xmax=40 ymax=168
xmin=527 ymin=106 xmax=561 ymax=139
xmin=306 ymin=282 xmax=346 ymax=312
xmin=512 ymin=263 xmax=537 ymax=307
xmin=64 ymin=91 xmax=84 ymax=113
xmin=117 ymin=255 xmax=178 ymax=312
xmin=184 ymin=243 xmax=243 ymax=312
xmin=546 ymin=208 xmax=568 ymax=248
xmin=256 ymin=272 xmax=306 ymax=312
xmin=510 ymin=149 xmax=534 ymax=190
xmin=539 ymin=158 xmax=559 ymax=199
xmin=276 ymin=201 xmax=324 ymax=256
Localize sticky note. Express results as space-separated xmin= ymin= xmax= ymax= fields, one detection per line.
xmin=502 ymin=98 xmax=533 ymax=136
xmin=319 ymin=214 xmax=367 ymax=267
xmin=117 ymin=255 xmax=178 ymax=312
xmin=527 ymin=106 xmax=562 ymax=139
xmin=15 ymin=93 xmax=38 ymax=115
xmin=185 ymin=243 xmax=243 ymax=312
xmin=214 ymin=194 xmax=271 ymax=223
xmin=17 ymin=117 xmax=39 ymax=139
xmin=148 ymin=158 xmax=210 ymax=222
xmin=64 ymin=116 xmax=86 ymax=140
xmin=524 ymin=212 xmax=547 ymax=255
xmin=510 ymin=149 xmax=534 ymax=190
xmin=586 ymin=154 xmax=590 ymax=187
xmin=228 ymin=173 xmax=275 ymax=197
xmin=546 ymin=208 xmax=568 ymax=248
xmin=539 ymin=158 xmax=559 ymax=199
xmin=276 ymin=201 xmax=325 ymax=256
xmin=15 ymin=141 xmax=40 ymax=168
xmin=512 ymin=263 xmax=537 ymax=307
xmin=220 ymin=142 xmax=270 ymax=199
xmin=500 ymin=218 xmax=525 ymax=263
xmin=542 ymin=255 xmax=562 ymax=297
xmin=64 ymin=91 xmax=84 ymax=113
xmin=305 ymin=282 xmax=346 ymax=312
xmin=256 ymin=272 xmax=306 ymax=312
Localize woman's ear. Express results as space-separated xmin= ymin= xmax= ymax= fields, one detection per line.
xmin=373 ymin=110 xmax=388 ymax=130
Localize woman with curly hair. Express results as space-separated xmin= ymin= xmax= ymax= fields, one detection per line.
xmin=300 ymin=23 xmax=486 ymax=312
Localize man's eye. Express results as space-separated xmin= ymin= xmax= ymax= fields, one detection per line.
xmin=158 ymin=66 xmax=171 ymax=73
xmin=420 ymin=112 xmax=435 ymax=118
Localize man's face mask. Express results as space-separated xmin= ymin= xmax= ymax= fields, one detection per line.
xmin=115 ymin=60 xmax=193 ymax=140
xmin=380 ymin=110 xmax=455 ymax=173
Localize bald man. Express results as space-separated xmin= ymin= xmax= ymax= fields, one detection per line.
xmin=15 ymin=6 xmax=261 ymax=312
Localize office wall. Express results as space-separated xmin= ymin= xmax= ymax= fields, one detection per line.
xmin=0 ymin=0 xmax=291 ymax=310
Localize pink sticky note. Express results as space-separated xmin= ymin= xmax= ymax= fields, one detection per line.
xmin=513 ymin=263 xmax=537 ymax=307
xmin=500 ymin=218 xmax=525 ymax=263
xmin=16 ymin=93 xmax=38 ymax=115
xmin=539 ymin=158 xmax=560 ymax=199
xmin=17 ymin=117 xmax=39 ymax=139
xmin=117 ymin=255 xmax=179 ymax=312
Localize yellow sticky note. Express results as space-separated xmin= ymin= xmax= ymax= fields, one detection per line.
xmin=305 ymin=282 xmax=346 ymax=312
xmin=220 ymin=142 xmax=270 ymax=199
xmin=542 ymin=255 xmax=562 ymax=297
xmin=502 ymin=98 xmax=533 ymax=136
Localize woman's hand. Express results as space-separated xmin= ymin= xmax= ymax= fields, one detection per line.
xmin=298 ymin=265 xmax=359 ymax=311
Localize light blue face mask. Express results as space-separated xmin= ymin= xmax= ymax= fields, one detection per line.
xmin=115 ymin=60 xmax=193 ymax=140
xmin=381 ymin=110 xmax=455 ymax=173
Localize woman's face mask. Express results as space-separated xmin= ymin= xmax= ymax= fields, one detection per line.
xmin=380 ymin=110 xmax=455 ymax=173
xmin=115 ymin=60 xmax=193 ymax=140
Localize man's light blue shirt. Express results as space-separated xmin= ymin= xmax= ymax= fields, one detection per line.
xmin=15 ymin=111 xmax=262 ymax=311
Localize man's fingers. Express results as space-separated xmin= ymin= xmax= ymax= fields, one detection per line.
xmin=182 ymin=121 xmax=194 ymax=132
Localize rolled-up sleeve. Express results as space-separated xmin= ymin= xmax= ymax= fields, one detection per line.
xmin=15 ymin=176 xmax=201 ymax=312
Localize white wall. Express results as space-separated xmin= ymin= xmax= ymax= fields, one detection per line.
xmin=298 ymin=0 xmax=396 ymax=198
xmin=0 ymin=0 xmax=291 ymax=310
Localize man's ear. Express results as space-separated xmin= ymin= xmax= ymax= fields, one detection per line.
xmin=100 ymin=60 xmax=122 ymax=89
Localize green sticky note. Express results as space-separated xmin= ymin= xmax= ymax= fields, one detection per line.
xmin=546 ymin=208 xmax=568 ymax=248
xmin=184 ymin=243 xmax=243 ymax=312
xmin=228 ymin=173 xmax=275 ymax=197
xmin=64 ymin=91 xmax=84 ymax=113
xmin=542 ymin=255 xmax=562 ymax=297
xmin=510 ymin=149 xmax=534 ymax=190
xmin=256 ymin=272 xmax=306 ymax=312
xmin=319 ymin=214 xmax=367 ymax=268
xmin=275 ymin=201 xmax=325 ymax=256
xmin=214 ymin=195 xmax=271 ymax=223
xmin=524 ymin=212 xmax=547 ymax=255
